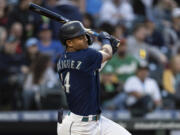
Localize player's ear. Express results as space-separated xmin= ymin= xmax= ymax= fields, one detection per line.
xmin=66 ymin=39 xmax=73 ymax=48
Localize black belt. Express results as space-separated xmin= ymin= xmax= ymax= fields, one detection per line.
xmin=68 ymin=112 xmax=100 ymax=122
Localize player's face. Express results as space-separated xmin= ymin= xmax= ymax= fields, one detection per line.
xmin=70 ymin=35 xmax=88 ymax=50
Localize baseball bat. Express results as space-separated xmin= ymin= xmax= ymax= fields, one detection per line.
xmin=28 ymin=3 xmax=99 ymax=37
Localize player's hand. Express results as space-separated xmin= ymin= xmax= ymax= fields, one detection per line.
xmin=110 ymin=36 xmax=120 ymax=54
xmin=98 ymin=31 xmax=111 ymax=42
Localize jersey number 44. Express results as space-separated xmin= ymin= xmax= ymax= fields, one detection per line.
xmin=60 ymin=72 xmax=70 ymax=93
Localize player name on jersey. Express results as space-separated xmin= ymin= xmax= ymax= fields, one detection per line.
xmin=57 ymin=59 xmax=82 ymax=71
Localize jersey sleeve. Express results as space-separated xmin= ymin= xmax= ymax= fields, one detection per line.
xmin=84 ymin=48 xmax=103 ymax=71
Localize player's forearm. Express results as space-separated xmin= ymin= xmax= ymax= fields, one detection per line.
xmin=99 ymin=44 xmax=112 ymax=63
xmin=97 ymin=32 xmax=119 ymax=63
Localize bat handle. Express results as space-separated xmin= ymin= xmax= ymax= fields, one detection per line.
xmin=91 ymin=31 xmax=100 ymax=37
xmin=85 ymin=29 xmax=99 ymax=37
xmin=86 ymin=28 xmax=121 ymax=47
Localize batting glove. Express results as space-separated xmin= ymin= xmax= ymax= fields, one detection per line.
xmin=110 ymin=36 xmax=120 ymax=54
xmin=98 ymin=31 xmax=111 ymax=42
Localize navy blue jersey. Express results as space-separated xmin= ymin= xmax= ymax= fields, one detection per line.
xmin=57 ymin=48 xmax=102 ymax=116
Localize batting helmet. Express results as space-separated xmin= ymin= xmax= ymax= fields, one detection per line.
xmin=59 ymin=21 xmax=93 ymax=45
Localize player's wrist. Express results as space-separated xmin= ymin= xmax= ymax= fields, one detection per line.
xmin=102 ymin=39 xmax=111 ymax=46
xmin=110 ymin=36 xmax=120 ymax=54
xmin=102 ymin=44 xmax=113 ymax=54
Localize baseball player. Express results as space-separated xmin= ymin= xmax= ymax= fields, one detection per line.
xmin=57 ymin=21 xmax=131 ymax=135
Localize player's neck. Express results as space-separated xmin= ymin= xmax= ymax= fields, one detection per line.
xmin=66 ymin=47 xmax=76 ymax=52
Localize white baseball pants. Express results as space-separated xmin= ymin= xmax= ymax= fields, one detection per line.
xmin=57 ymin=112 xmax=131 ymax=135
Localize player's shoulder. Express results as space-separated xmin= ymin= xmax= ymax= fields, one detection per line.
xmin=81 ymin=48 xmax=101 ymax=56
xmin=84 ymin=48 xmax=99 ymax=53
xmin=59 ymin=48 xmax=101 ymax=60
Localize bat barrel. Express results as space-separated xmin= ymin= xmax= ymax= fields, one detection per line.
xmin=29 ymin=3 xmax=69 ymax=23
xmin=29 ymin=3 xmax=112 ymax=39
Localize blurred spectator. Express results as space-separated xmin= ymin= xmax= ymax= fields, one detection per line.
xmin=100 ymin=66 xmax=119 ymax=106
xmin=100 ymin=39 xmax=139 ymax=110
xmin=83 ymin=13 xmax=95 ymax=29
xmin=45 ymin=0 xmax=57 ymax=9
xmin=132 ymin=0 xmax=156 ymax=22
xmin=43 ymin=0 xmax=58 ymax=40
xmin=9 ymin=22 xmax=23 ymax=52
xmin=163 ymin=8 xmax=180 ymax=56
xmin=28 ymin=0 xmax=46 ymax=38
xmin=99 ymin=22 xmax=115 ymax=35
xmin=127 ymin=23 xmax=167 ymax=64
xmin=24 ymin=37 xmax=39 ymax=70
xmin=178 ymin=46 xmax=180 ymax=55
xmin=7 ymin=0 xmax=19 ymax=5
xmin=162 ymin=55 xmax=180 ymax=109
xmin=51 ymin=0 xmax=83 ymax=39
xmin=153 ymin=0 xmax=177 ymax=27
xmin=175 ymin=77 xmax=180 ymax=109
xmin=162 ymin=55 xmax=180 ymax=94
xmin=0 ymin=26 xmax=7 ymax=51
xmin=132 ymin=0 xmax=149 ymax=18
xmin=124 ymin=60 xmax=162 ymax=117
xmin=58 ymin=0 xmax=86 ymax=13
xmin=8 ymin=0 xmax=36 ymax=42
xmin=23 ymin=53 xmax=58 ymax=110
xmin=33 ymin=0 xmax=44 ymax=6
xmin=175 ymin=0 xmax=180 ymax=6
xmin=145 ymin=19 xmax=165 ymax=47
xmin=103 ymin=39 xmax=139 ymax=83
xmin=9 ymin=22 xmax=23 ymax=41
xmin=37 ymin=23 xmax=64 ymax=65
xmin=0 ymin=36 xmax=27 ymax=110
xmin=85 ymin=0 xmax=102 ymax=16
xmin=113 ymin=23 xmax=127 ymax=39
xmin=99 ymin=0 xmax=135 ymax=27
xmin=76 ymin=0 xmax=86 ymax=13
xmin=0 ymin=0 xmax=9 ymax=27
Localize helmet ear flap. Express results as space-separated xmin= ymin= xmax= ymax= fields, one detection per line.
xmin=86 ymin=33 xmax=94 ymax=45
